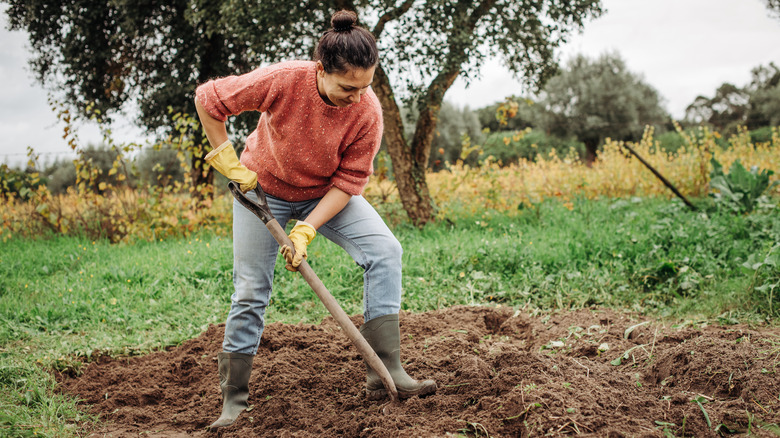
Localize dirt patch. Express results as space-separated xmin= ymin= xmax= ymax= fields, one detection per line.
xmin=57 ymin=306 xmax=780 ymax=437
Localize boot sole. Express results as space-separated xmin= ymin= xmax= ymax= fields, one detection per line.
xmin=366 ymin=381 xmax=437 ymax=401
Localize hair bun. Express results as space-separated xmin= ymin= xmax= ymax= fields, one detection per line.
xmin=331 ymin=10 xmax=357 ymax=32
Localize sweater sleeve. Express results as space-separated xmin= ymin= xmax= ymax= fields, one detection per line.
xmin=195 ymin=67 xmax=278 ymax=122
xmin=331 ymin=116 xmax=383 ymax=196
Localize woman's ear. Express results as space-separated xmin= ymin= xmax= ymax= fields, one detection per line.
xmin=315 ymin=61 xmax=325 ymax=76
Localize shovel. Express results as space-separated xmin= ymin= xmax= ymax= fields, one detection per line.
xmin=227 ymin=181 xmax=400 ymax=410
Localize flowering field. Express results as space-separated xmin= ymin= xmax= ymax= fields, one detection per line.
xmin=2 ymin=126 xmax=778 ymax=242
xmin=411 ymin=127 xmax=780 ymax=217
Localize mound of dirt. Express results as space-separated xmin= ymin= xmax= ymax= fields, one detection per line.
xmin=57 ymin=306 xmax=780 ymax=437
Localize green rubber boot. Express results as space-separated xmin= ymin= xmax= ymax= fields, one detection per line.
xmin=359 ymin=313 xmax=437 ymax=400
xmin=208 ymin=352 xmax=254 ymax=431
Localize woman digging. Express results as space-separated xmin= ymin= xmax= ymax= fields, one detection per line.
xmin=194 ymin=10 xmax=437 ymax=431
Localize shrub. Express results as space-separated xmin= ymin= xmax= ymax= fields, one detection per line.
xmin=136 ymin=145 xmax=185 ymax=187
xmin=750 ymin=126 xmax=774 ymax=145
xmin=0 ymin=109 xmax=224 ymax=242
xmin=481 ymin=129 xmax=585 ymax=164
xmin=44 ymin=159 xmax=77 ymax=195
xmin=709 ymin=157 xmax=778 ymax=213
xmin=655 ymin=131 xmax=687 ymax=154
xmin=0 ymin=164 xmax=44 ymax=201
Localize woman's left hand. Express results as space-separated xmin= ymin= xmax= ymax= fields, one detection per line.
xmin=280 ymin=221 xmax=317 ymax=271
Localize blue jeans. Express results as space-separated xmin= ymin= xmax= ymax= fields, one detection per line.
xmin=223 ymin=191 xmax=403 ymax=354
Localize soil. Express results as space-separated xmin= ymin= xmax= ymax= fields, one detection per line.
xmin=57 ymin=306 xmax=780 ymax=437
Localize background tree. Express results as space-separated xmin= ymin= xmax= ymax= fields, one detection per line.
xmin=682 ymin=63 xmax=780 ymax=132
xmin=746 ymin=62 xmax=780 ymax=128
xmin=476 ymin=97 xmax=538 ymax=133
xmin=404 ymin=102 xmax=484 ymax=171
xmin=536 ymin=53 xmax=668 ymax=163
xmin=3 ymin=0 xmax=259 ymax=197
xmin=5 ymin=0 xmax=603 ymax=225
xmin=767 ymin=0 xmax=780 ymax=19
xmin=684 ymin=83 xmax=749 ymax=134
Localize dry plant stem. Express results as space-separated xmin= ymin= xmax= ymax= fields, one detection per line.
xmin=570 ymin=357 xmax=590 ymax=378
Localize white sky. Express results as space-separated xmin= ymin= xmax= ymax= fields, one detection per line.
xmin=2 ymin=0 xmax=780 ymax=167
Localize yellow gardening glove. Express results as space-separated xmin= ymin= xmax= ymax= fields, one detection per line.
xmin=204 ymin=140 xmax=257 ymax=192
xmin=280 ymin=221 xmax=317 ymax=271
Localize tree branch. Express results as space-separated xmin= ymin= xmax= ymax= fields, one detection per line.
xmin=410 ymin=0 xmax=498 ymax=167
xmin=372 ymin=0 xmax=415 ymax=39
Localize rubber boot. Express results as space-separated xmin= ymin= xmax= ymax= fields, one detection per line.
xmin=359 ymin=313 xmax=437 ymax=400
xmin=208 ymin=352 xmax=254 ymax=431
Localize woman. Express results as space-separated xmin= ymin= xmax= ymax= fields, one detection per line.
xmin=194 ymin=10 xmax=436 ymax=431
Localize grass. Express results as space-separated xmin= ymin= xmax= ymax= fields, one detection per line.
xmin=0 ymin=196 xmax=779 ymax=436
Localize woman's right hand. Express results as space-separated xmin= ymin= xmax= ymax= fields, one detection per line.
xmin=204 ymin=140 xmax=258 ymax=193
xmin=194 ymin=96 xmax=257 ymax=192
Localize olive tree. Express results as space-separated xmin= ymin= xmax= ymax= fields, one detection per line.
xmin=537 ymin=53 xmax=668 ymax=163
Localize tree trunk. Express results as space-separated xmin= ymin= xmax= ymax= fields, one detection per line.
xmin=367 ymin=0 xmax=495 ymax=226
xmin=412 ymin=69 xmax=462 ymax=168
xmin=583 ymin=137 xmax=599 ymax=166
xmin=371 ymin=64 xmax=434 ymax=226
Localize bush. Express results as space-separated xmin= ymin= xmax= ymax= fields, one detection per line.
xmin=655 ymin=131 xmax=687 ymax=154
xmin=481 ymin=129 xmax=585 ymax=164
xmin=402 ymin=101 xmax=485 ymax=171
xmin=709 ymin=157 xmax=778 ymax=214
xmin=476 ymin=97 xmax=538 ymax=133
xmin=750 ymin=126 xmax=775 ymax=145
xmin=136 ymin=145 xmax=185 ymax=187
xmin=0 ymin=164 xmax=44 ymax=201
xmin=44 ymin=159 xmax=77 ymax=195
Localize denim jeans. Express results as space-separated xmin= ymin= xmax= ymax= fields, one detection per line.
xmin=223 ymin=191 xmax=403 ymax=354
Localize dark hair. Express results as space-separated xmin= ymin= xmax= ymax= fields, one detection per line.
xmin=314 ymin=10 xmax=379 ymax=73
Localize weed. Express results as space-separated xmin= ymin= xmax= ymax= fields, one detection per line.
xmin=457 ymin=420 xmax=490 ymax=437
xmin=691 ymin=396 xmax=712 ymax=428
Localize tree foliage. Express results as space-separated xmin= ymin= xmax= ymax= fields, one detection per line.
xmin=746 ymin=63 xmax=780 ymax=128
xmin=476 ymin=98 xmax=538 ymax=133
xmin=766 ymin=0 xmax=780 ymax=19
xmin=684 ymin=83 xmax=750 ymax=133
xmin=684 ymin=63 xmax=780 ymax=133
xmin=3 ymin=0 xmax=255 ymax=132
xmin=535 ymin=53 xmax=668 ymax=162
xmin=4 ymin=0 xmax=603 ymax=225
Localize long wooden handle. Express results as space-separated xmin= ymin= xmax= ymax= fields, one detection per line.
xmin=263 ymin=218 xmax=399 ymax=403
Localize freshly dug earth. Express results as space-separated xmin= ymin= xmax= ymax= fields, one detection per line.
xmin=58 ymin=306 xmax=780 ymax=437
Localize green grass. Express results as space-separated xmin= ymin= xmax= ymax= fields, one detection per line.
xmin=0 ymin=196 xmax=779 ymax=436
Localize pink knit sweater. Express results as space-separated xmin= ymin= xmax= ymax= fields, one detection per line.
xmin=195 ymin=61 xmax=383 ymax=201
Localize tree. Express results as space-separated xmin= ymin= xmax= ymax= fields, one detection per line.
xmin=684 ymin=83 xmax=749 ymax=133
xmin=766 ymin=0 xmax=780 ymax=19
xmin=476 ymin=97 xmax=539 ymax=133
xmin=682 ymin=63 xmax=780 ymax=132
xmin=537 ymin=53 xmax=668 ymax=163
xmin=746 ymin=63 xmax=780 ymax=128
xmin=3 ymin=0 xmax=258 ymax=198
xmin=5 ymin=0 xmax=603 ymax=225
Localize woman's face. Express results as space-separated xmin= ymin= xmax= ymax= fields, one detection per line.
xmin=316 ymin=62 xmax=376 ymax=107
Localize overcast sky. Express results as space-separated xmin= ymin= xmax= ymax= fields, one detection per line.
xmin=2 ymin=0 xmax=779 ymax=167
